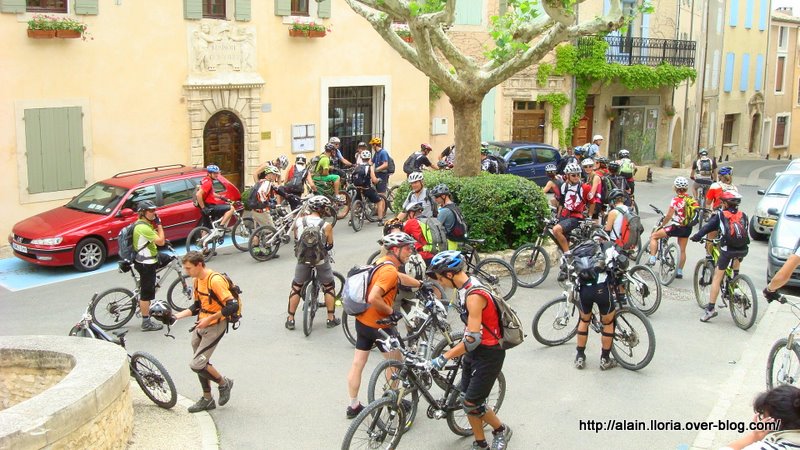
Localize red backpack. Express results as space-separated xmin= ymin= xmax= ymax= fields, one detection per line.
xmin=719 ymin=210 xmax=750 ymax=248
xmin=613 ymin=206 xmax=644 ymax=251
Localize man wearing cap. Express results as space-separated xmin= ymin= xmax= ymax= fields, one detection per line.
xmin=133 ymin=201 xmax=170 ymax=331
xmin=587 ymin=135 xmax=603 ymax=159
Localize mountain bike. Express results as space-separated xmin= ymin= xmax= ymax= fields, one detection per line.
xmin=69 ymin=302 xmax=177 ymax=409
xmin=461 ymin=238 xmax=518 ymax=301
xmin=349 ymin=186 xmax=387 ymax=232
xmin=186 ymin=200 xmax=252 ymax=261
xmin=510 ymin=216 xmax=556 ymax=288
xmin=301 ymin=264 xmax=345 ymax=337
xmin=639 ymin=204 xmax=680 ymax=286
xmin=693 ymin=238 xmax=758 ymax=330
xmin=90 ymin=244 xmax=193 ymax=330
xmin=767 ymin=297 xmax=800 ymax=389
xmin=248 ymin=198 xmax=305 ymax=262
xmin=311 ymin=179 xmax=351 ymax=222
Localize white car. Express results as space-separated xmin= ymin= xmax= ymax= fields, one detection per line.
xmin=752 ymin=170 xmax=800 ymax=240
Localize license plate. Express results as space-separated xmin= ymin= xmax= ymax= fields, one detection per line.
xmin=12 ymin=242 xmax=27 ymax=253
xmin=759 ymin=218 xmax=776 ymax=227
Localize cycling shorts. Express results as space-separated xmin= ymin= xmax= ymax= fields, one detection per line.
xmin=578 ymin=281 xmax=615 ymax=316
xmin=665 ymin=225 xmax=692 ymax=238
xmin=355 ymin=320 xmax=400 ymax=352
xmin=558 ymin=217 xmax=581 ymax=236
xmin=460 ymin=345 xmax=505 ymax=404
xmin=717 ymin=249 xmax=748 ymax=270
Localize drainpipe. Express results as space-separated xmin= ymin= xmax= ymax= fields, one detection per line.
xmin=696 ymin=0 xmax=711 ymax=156
xmin=679 ymin=0 xmax=697 ymax=168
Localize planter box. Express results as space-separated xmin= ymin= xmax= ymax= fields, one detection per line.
xmin=401 ymin=36 xmax=413 ymax=43
xmin=56 ymin=30 xmax=82 ymax=39
xmin=288 ymin=29 xmax=326 ymax=38
xmin=27 ymin=29 xmax=56 ymax=39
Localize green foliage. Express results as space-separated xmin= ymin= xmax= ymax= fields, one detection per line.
xmin=408 ymin=0 xmax=446 ymax=16
xmin=429 ymin=79 xmax=444 ymax=106
xmin=391 ymin=171 xmax=550 ymax=251
xmin=487 ymin=0 xmax=542 ymax=63
xmin=536 ymin=92 xmax=569 ymax=147
xmin=536 ymin=63 xmax=553 ymax=87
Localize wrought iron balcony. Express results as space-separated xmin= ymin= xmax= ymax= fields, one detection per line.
xmin=577 ymin=35 xmax=696 ymax=68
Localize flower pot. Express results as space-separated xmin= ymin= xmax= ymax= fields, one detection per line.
xmin=289 ymin=29 xmax=326 ymax=38
xmin=56 ymin=29 xmax=82 ymax=38
xmin=401 ymin=36 xmax=413 ymax=43
xmin=27 ymin=29 xmax=56 ymax=39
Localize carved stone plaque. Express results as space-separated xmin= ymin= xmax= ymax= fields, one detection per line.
xmin=188 ymin=20 xmax=257 ymax=74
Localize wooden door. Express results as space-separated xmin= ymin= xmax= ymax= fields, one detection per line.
xmin=204 ymin=111 xmax=244 ymax=190
xmin=571 ymin=105 xmax=594 ymax=147
xmin=512 ymin=110 xmax=545 ymax=142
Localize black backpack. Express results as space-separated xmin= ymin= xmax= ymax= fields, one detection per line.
xmin=244 ymin=180 xmax=269 ymax=211
xmin=285 ymin=166 xmax=307 ymax=195
xmin=117 ymin=219 xmax=146 ymax=262
xmin=386 ymin=154 xmax=396 ymax=174
xmin=607 ymin=176 xmax=631 ymax=205
xmin=352 ymin=165 xmax=372 ymax=188
xmin=295 ymin=217 xmax=327 ymax=265
xmin=197 ymin=272 xmax=243 ymax=330
xmin=443 ymin=203 xmax=467 ymax=241
xmin=403 ymin=152 xmax=423 ymax=175
xmin=719 ymin=210 xmax=750 ymax=249
xmin=487 ymin=155 xmax=508 ymax=174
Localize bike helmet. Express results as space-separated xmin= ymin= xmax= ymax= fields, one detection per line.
xmin=324 ymin=143 xmax=336 ymax=152
xmin=405 ymin=202 xmax=424 ymax=213
xmin=720 ymin=190 xmax=742 ymax=205
xmin=296 ymin=155 xmax=307 ymax=164
xmin=369 ymin=137 xmax=382 ymax=146
xmin=420 ymin=143 xmax=432 ymax=152
xmin=206 ymin=164 xmax=221 ymax=173
xmin=328 ymin=137 xmax=340 ymax=144
xmin=618 ymin=149 xmax=630 ymax=158
xmin=137 ymin=200 xmax=157 ymax=212
xmin=596 ymin=156 xmax=608 ymax=165
xmin=545 ymin=164 xmax=558 ymax=173
xmin=357 ymin=141 xmax=368 ymax=148
xmin=427 ymin=250 xmax=466 ymax=276
xmin=382 ymin=217 xmax=405 ymax=235
xmin=480 ymin=147 xmax=490 ymax=155
xmin=430 ymin=184 xmax=451 ymax=197
xmin=564 ymin=163 xmax=582 ymax=174
xmin=149 ymin=300 xmax=173 ymax=325
xmin=407 ymin=172 xmax=424 ymax=183
xmin=607 ymin=189 xmax=625 ymax=202
xmin=581 ymin=158 xmax=595 ymax=167
xmin=608 ymin=161 xmax=621 ymax=172
xmin=673 ymin=176 xmax=689 ymax=189
xmin=718 ymin=166 xmax=733 ymax=176
xmin=573 ymin=146 xmax=586 ymax=156
xmin=264 ymin=165 xmax=281 ymax=176
xmin=381 ymin=232 xmax=417 ymax=249
xmin=276 ymin=155 xmax=289 ymax=170
xmin=698 ymin=148 xmax=708 ymax=156
xmin=307 ymin=195 xmax=332 ymax=213
xmin=592 ymin=134 xmax=604 ymax=142
xmin=359 ymin=150 xmax=372 ymax=160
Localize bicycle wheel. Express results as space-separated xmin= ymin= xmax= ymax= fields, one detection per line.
xmin=341 ymin=311 xmax=357 ymax=346
xmin=625 ymin=265 xmax=662 ymax=316
xmin=431 ymin=331 xmax=465 ymax=390
xmin=509 ymin=243 xmax=551 ymax=289
xmin=302 ymin=279 xmax=320 ymax=337
xmin=248 ymin=225 xmax=280 ymax=262
xmin=90 ymin=288 xmax=136 ymax=330
xmin=367 ymin=360 xmax=420 ymax=432
xmin=130 ymin=351 xmax=177 ymax=409
xmin=611 ymin=306 xmax=656 ymax=370
xmin=350 ymin=199 xmax=364 ymax=232
xmin=693 ymin=259 xmax=715 ymax=309
xmin=341 ymin=396 xmax=406 ymax=450
xmin=366 ymin=250 xmax=381 ymax=265
xmin=367 ymin=195 xmax=387 ymax=222
xmin=531 ymin=296 xmax=579 ymax=346
xmin=335 ymin=191 xmax=351 ymax=220
xmin=767 ymin=338 xmax=800 ymax=389
xmin=729 ymin=274 xmax=758 ymax=330
xmin=186 ymin=226 xmax=216 ymax=261
xmin=446 ymin=371 xmax=506 ymax=437
xmin=472 ymin=258 xmax=517 ymax=301
xmin=386 ymin=185 xmax=400 ymax=213
xmin=658 ymin=243 xmax=679 ymax=286
xmin=231 ymin=217 xmax=255 ymax=252
xmin=166 ymin=275 xmax=193 ymax=312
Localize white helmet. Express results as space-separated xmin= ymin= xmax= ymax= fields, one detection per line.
xmin=545 ymin=164 xmax=557 ymax=172
xmin=564 ymin=163 xmax=582 ymax=174
xmin=581 ymin=158 xmax=595 ymax=167
xmin=592 ymin=135 xmax=604 ymax=142
xmin=674 ymin=176 xmax=689 ymax=189
xmin=381 ymin=232 xmax=417 ymax=249
xmin=307 ymin=195 xmax=332 ymax=213
xmin=276 ymin=155 xmax=289 ymax=170
xmin=359 ymin=150 xmax=372 ymax=160
xmin=618 ymin=149 xmax=630 ymax=158
xmin=407 ymin=172 xmax=424 ymax=183
xmin=328 ymin=137 xmax=340 ymax=144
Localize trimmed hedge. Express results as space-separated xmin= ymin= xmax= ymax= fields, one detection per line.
xmin=391 ymin=172 xmax=550 ymax=251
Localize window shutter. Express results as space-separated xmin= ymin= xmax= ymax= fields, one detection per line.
xmin=744 ymin=0 xmax=753 ymax=29
xmin=455 ymin=0 xmax=481 ymax=25
xmin=739 ymin=53 xmax=750 ymax=92
xmin=480 ymin=88 xmax=496 ymax=142
xmin=235 ymin=0 xmax=251 ymax=21
xmin=729 ymin=0 xmax=738 ymax=27
xmin=274 ymin=0 xmax=291 ymax=16
xmin=723 ymin=52 xmax=735 ymax=93
xmin=184 ymin=0 xmax=202 ymax=20
xmin=754 ymin=54 xmax=764 ymax=91
xmin=0 ymin=0 xmax=26 ymax=13
xmin=758 ymin=0 xmax=768 ymax=30
xmin=74 ymin=0 xmax=98 ymax=15
xmin=24 ymin=107 xmax=85 ymax=194
xmin=317 ymin=0 xmax=331 ymax=18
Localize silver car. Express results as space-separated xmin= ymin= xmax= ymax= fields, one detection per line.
xmin=767 ymin=184 xmax=800 ymax=287
xmin=752 ymin=171 xmax=800 ymax=240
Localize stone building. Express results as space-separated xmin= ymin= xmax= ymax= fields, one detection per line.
xmin=764 ymin=7 xmax=800 ymax=158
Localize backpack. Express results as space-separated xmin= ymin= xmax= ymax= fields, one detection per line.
xmin=192 ymin=183 xmax=203 ymax=208
xmin=295 ymin=217 xmax=327 ymax=265
xmin=620 ymin=159 xmax=635 ymax=176
xmin=244 ymin=180 xmax=268 ymax=211
xmin=681 ymin=195 xmax=700 ymax=228
xmin=607 ymin=176 xmax=631 ymax=205
xmin=698 ymin=158 xmax=712 ymax=174
xmin=420 ymin=217 xmax=448 ymax=254
xmin=465 ymin=286 xmax=524 ymax=350
xmin=719 ymin=210 xmax=750 ymax=249
xmin=285 ymin=166 xmax=307 ymax=195
xmin=405 ymin=190 xmax=439 ymax=218
xmin=309 ymin=154 xmax=324 ymax=176
xmin=200 ymin=272 xmax=243 ymax=330
xmin=600 ymin=175 xmax=614 ymax=204
xmin=613 ymin=206 xmax=644 ymax=251
xmin=386 ymin=154 xmax=396 ymax=174
xmin=403 ymin=152 xmax=422 ymax=175
xmin=487 ymin=155 xmax=508 ymax=174
xmin=443 ymin=203 xmax=468 ymax=241
xmin=117 ymin=219 xmax=146 ymax=262
xmin=342 ymin=262 xmax=393 ymax=316
xmin=352 ymin=165 xmax=372 ymax=188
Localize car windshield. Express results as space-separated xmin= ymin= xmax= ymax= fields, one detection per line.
xmin=490 ymin=145 xmax=512 ymax=158
xmin=65 ymin=182 xmax=128 ymax=215
xmin=767 ymin=173 xmax=800 ymax=196
xmin=785 ymin=187 xmax=800 ymax=217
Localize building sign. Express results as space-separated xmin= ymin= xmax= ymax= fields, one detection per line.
xmin=189 ymin=20 xmax=256 ymax=73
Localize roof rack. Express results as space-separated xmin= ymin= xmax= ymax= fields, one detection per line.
xmin=113 ymin=164 xmax=186 ymax=179
xmin=140 ymin=168 xmax=206 ymax=184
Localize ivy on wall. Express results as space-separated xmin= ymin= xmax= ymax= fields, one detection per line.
xmin=536 ymin=92 xmax=569 ymax=147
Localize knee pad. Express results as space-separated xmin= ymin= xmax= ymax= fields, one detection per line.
xmin=322 ymin=282 xmax=335 ymax=296
xmin=577 ymin=330 xmax=589 ymax=336
xmin=601 ymin=331 xmax=615 ymax=338
xmin=579 ymin=316 xmax=591 ymax=324
xmin=290 ymin=282 xmax=303 ymax=297
xmin=463 ymin=401 xmax=487 ymax=417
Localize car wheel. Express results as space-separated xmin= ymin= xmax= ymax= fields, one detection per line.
xmin=749 ymin=216 xmax=768 ymax=241
xmin=73 ymin=237 xmax=106 ymax=272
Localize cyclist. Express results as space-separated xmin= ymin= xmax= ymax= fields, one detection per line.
xmin=542 ymin=164 xmax=564 ymax=208
xmin=196 ymin=165 xmax=235 ymax=230
xmin=689 ymin=148 xmax=717 ymax=206
xmin=351 ymin=149 xmax=386 ymax=223
xmin=644 ymin=177 xmax=693 ymax=279
xmin=431 ymin=184 xmax=467 ymax=248
xmin=573 ymin=146 xmax=588 ymax=172
xmin=690 ymin=191 xmax=750 ymax=322
xmin=280 ymin=155 xmax=314 ymax=209
xmin=480 ymin=147 xmax=499 ymax=174
xmin=595 ymin=157 xmax=610 ymax=178
xmin=603 ymin=189 xmax=629 ymax=248
xmin=425 ymin=250 xmax=513 ymax=450
xmin=250 ymin=166 xmax=281 ymax=256
xmin=557 ymin=146 xmax=579 ymax=176
xmin=354 ymin=142 xmax=371 ymax=164
xmin=617 ymin=149 xmax=637 ymax=195
xmin=132 ymin=200 xmax=169 ymax=332
xmin=405 ymin=143 xmax=437 ymax=172
xmin=582 ymin=158 xmax=602 ymax=219
xmin=284 ymin=195 xmax=340 ymax=331
xmin=606 ymin=161 xmax=632 ymax=207
xmin=370 ymin=137 xmax=391 ymax=195
xmin=706 ymin=166 xmax=737 ymax=210
xmin=401 ymin=202 xmax=436 ymax=265
xmin=587 ymin=134 xmax=603 ymax=159
xmin=172 ymin=251 xmax=236 ymax=413
xmin=253 ymin=155 xmax=289 ymax=183
xmin=439 ymin=144 xmax=455 ymax=169
xmin=328 ymin=137 xmax=353 ymax=169
xmin=764 ymin=237 xmax=800 ymax=302
xmin=398 ymin=171 xmax=437 ymax=220
xmin=346 ymin=233 xmax=424 ymax=419
xmin=552 ymin=163 xmax=591 ymax=254
xmin=311 ymin=143 xmax=343 ymax=200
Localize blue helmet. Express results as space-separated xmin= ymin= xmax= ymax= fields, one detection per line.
xmin=206 ymin=164 xmax=221 ymax=173
xmin=427 ymin=250 xmax=466 ymax=276
xmin=573 ymin=146 xmax=586 ymax=155
xmin=718 ymin=166 xmax=733 ymax=176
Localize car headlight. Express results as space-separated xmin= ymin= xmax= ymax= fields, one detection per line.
xmin=31 ymin=237 xmax=63 ymax=246
xmin=771 ymin=246 xmax=793 ymax=259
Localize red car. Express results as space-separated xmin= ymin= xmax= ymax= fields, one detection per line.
xmin=8 ymin=164 xmax=240 ymax=272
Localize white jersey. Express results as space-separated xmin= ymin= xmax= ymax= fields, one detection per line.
xmin=294 ymin=214 xmax=328 ymax=241
xmin=608 ymin=205 xmax=629 ymax=242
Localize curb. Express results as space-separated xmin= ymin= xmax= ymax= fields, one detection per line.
xmin=176 ymin=394 xmax=220 ymax=450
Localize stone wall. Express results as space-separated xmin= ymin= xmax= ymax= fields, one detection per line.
xmin=0 ymin=365 xmax=70 ymax=411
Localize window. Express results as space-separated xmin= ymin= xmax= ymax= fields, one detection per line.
xmin=203 ymin=0 xmax=225 ymax=18
xmin=775 ymin=115 xmax=789 ymax=147
xmin=122 ymin=186 xmax=157 ymax=211
xmin=26 ymin=0 xmax=67 ymax=13
xmin=513 ymin=101 xmax=544 ymax=110
xmin=536 ymin=148 xmax=557 ymax=164
xmin=23 ymin=107 xmax=85 ymax=195
xmin=159 ymin=180 xmax=194 ymax=206
xmin=776 ymin=56 xmax=786 ymax=93
xmin=509 ymin=149 xmax=533 ymax=165
xmin=723 ymin=114 xmax=737 ymax=144
xmin=778 ymin=26 xmax=788 ymax=51
xmin=291 ymin=0 xmax=309 ymax=16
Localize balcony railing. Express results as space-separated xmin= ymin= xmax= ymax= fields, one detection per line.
xmin=577 ymin=35 xmax=697 ymax=68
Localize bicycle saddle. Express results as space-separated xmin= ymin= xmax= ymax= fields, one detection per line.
xmin=466 ymin=238 xmax=485 ymax=245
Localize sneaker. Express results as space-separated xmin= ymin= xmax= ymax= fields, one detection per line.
xmin=491 ymin=425 xmax=513 ymax=450
xmin=675 ymin=269 xmax=683 ymax=279
xmin=327 ymin=317 xmax=341 ymax=328
xmin=188 ymin=396 xmax=216 ymax=413
xmin=556 ymin=268 xmax=568 ymax=282
xmin=285 ymin=318 xmax=295 ymax=330
xmin=346 ymin=403 xmax=364 ymax=419
xmin=574 ymin=355 xmax=586 ymax=370
xmin=599 ymin=357 xmax=618 ymax=371
xmin=472 ymin=441 xmax=489 ymax=450
xmin=141 ymin=320 xmax=163 ymax=332
xmin=218 ymin=377 xmax=233 ymax=406
xmin=646 ymin=256 xmax=657 ymax=266
xmin=700 ymin=308 xmax=718 ymax=322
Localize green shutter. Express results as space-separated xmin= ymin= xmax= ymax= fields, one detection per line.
xmin=184 ymin=0 xmax=202 ymax=19
xmin=0 ymin=0 xmax=26 ymax=13
xmin=74 ymin=0 xmax=98 ymax=15
xmin=499 ymin=0 xmax=507 ymax=15
xmin=480 ymin=88 xmax=496 ymax=142
xmin=455 ymin=0 xmax=481 ymax=25
xmin=24 ymin=107 xmax=85 ymax=194
xmin=235 ymin=0 xmax=251 ymax=20
xmin=274 ymin=0 xmax=291 ymax=16
xmin=317 ymin=0 xmax=331 ymax=19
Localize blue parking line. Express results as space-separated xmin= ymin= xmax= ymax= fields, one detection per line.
xmin=0 ymin=237 xmax=235 ymax=292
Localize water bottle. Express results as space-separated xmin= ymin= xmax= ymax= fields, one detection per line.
xmin=418 ymin=340 xmax=429 ymax=358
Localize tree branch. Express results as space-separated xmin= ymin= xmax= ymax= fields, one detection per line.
xmin=344 ymin=0 xmax=421 ymax=67
xmin=428 ymin=22 xmax=479 ymax=75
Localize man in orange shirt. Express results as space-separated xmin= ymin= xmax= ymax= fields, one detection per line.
xmin=345 ymin=232 xmax=423 ymax=419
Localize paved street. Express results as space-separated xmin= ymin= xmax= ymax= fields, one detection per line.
xmin=0 ymin=160 xmax=795 ymax=449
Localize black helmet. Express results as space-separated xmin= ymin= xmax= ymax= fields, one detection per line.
xmin=137 ymin=200 xmax=157 ymax=212
xmin=608 ymin=161 xmax=621 ymax=173
xmin=324 ymin=143 xmax=336 ymax=152
xmin=405 ymin=202 xmax=424 ymax=213
xmin=430 ymin=184 xmax=451 ymax=197
xmin=607 ymin=189 xmax=625 ymax=202
xmin=149 ymin=300 xmax=173 ymax=325
xmin=382 ymin=218 xmax=405 ymax=235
